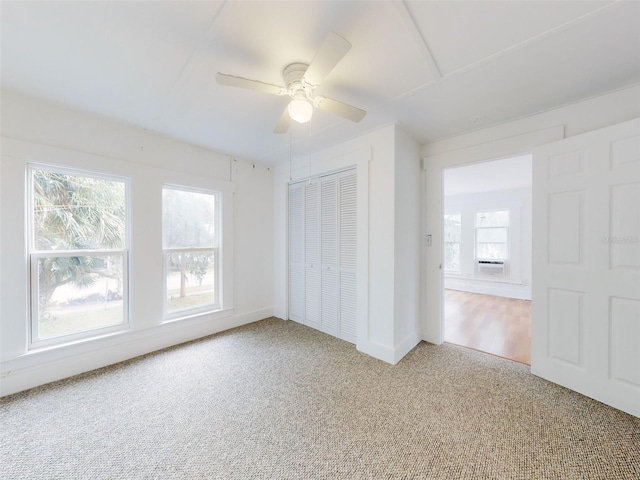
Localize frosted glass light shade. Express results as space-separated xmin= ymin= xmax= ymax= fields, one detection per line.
xmin=288 ymin=99 xmax=313 ymax=124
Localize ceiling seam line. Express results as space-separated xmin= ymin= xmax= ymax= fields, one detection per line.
xmin=394 ymin=0 xmax=442 ymax=81
xmin=440 ymin=1 xmax=622 ymax=81
xmin=320 ymin=1 xmax=630 ymax=126
xmin=151 ymin=1 xmax=228 ymax=128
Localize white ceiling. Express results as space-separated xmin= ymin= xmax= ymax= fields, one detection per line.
xmin=444 ymin=154 xmax=532 ymax=196
xmin=2 ymin=1 xmax=639 ymax=166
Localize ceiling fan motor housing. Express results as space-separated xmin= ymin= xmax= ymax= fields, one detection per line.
xmin=216 ymin=32 xmax=365 ymax=133
xmin=283 ymin=63 xmax=312 ymax=98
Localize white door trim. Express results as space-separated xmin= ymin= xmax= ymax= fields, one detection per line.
xmin=422 ymin=126 xmax=564 ymax=344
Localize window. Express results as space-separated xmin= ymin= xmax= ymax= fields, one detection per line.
xmin=476 ymin=210 xmax=509 ymax=260
xmin=29 ymin=166 xmax=128 ymax=345
xmin=163 ymin=187 xmax=219 ymax=317
xmin=444 ymin=213 xmax=462 ymax=272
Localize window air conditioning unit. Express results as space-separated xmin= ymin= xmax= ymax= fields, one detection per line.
xmin=477 ymin=259 xmax=506 ymax=276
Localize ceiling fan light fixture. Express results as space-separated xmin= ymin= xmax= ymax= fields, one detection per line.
xmin=288 ymin=99 xmax=313 ymax=124
xmin=217 ymin=33 xmax=365 ymax=134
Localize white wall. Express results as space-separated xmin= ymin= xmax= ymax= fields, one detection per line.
xmin=273 ymin=123 xmax=421 ymax=364
xmin=422 ymin=85 xmax=640 ymax=158
xmin=444 ymin=187 xmax=532 ymax=300
xmin=0 ymin=90 xmax=274 ymax=395
xmin=422 ymin=84 xmax=640 ymax=345
xmin=393 ymin=127 xmax=422 ymax=353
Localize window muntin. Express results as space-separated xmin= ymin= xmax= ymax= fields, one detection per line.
xmin=29 ymin=166 xmax=128 ymax=345
xmin=163 ymin=187 xmax=219 ymax=316
xmin=444 ymin=213 xmax=462 ymax=272
xmin=475 ymin=210 xmax=509 ymax=260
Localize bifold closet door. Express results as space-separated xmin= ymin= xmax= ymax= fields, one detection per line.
xmin=320 ymin=175 xmax=338 ymax=336
xmin=288 ymin=169 xmax=357 ymax=344
xmin=288 ymin=182 xmax=305 ymax=324
xmin=304 ymin=181 xmax=321 ymax=329
xmin=338 ymin=171 xmax=357 ymax=343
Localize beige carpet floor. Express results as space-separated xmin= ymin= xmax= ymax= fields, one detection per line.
xmin=1 ymin=317 xmax=638 ymax=479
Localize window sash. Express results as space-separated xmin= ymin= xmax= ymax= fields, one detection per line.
xmin=475 ymin=210 xmax=509 ymax=261
xmin=162 ymin=185 xmax=221 ymax=319
xmin=163 ymin=247 xmax=219 ymax=319
xmin=476 ymin=242 xmax=509 ymax=260
xmin=444 ymin=213 xmax=462 ymax=272
xmin=30 ymin=251 xmax=128 ymax=346
xmin=28 ymin=164 xmax=129 ymax=349
xmin=476 ymin=227 xmax=508 ymax=243
xmin=476 ymin=210 xmax=509 ymax=228
xmin=444 ymin=242 xmax=461 ymax=273
xmin=162 ymin=187 xmax=219 ymax=249
xmin=31 ymin=249 xmax=125 ymax=256
xmin=443 ymin=214 xmax=462 ymax=243
xmin=29 ymin=165 xmax=128 ymax=252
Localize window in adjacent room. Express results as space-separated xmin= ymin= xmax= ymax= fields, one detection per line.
xmin=163 ymin=186 xmax=219 ymax=317
xmin=29 ymin=165 xmax=128 ymax=345
xmin=475 ymin=210 xmax=509 ymax=260
xmin=443 ymin=213 xmax=462 ymax=273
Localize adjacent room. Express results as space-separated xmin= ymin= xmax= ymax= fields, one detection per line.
xmin=1 ymin=1 xmax=639 ymax=479
xmin=443 ymin=155 xmax=532 ymax=364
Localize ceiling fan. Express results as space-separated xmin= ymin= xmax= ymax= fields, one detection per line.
xmin=216 ymin=32 xmax=366 ymax=134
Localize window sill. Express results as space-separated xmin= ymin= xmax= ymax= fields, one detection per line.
xmin=162 ymin=307 xmax=233 ymax=324
xmin=4 ymin=308 xmax=235 ymax=375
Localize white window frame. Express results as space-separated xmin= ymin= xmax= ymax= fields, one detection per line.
xmin=162 ymin=185 xmax=221 ymax=320
xmin=443 ymin=213 xmax=462 ymax=274
xmin=28 ymin=164 xmax=130 ymax=348
xmin=475 ymin=209 xmax=510 ymax=262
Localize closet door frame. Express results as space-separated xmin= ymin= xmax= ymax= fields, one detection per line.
xmin=286 ymin=150 xmax=369 ymax=349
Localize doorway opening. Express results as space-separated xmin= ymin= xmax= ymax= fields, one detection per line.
xmin=442 ymin=155 xmax=532 ymax=364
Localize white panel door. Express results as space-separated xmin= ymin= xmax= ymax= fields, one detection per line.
xmin=320 ymin=174 xmax=339 ymax=336
xmin=532 ymin=118 xmax=640 ymax=417
xmin=288 ymin=183 xmax=305 ymax=324
xmin=339 ymin=170 xmax=358 ymax=343
xmin=304 ymin=180 xmax=321 ymax=329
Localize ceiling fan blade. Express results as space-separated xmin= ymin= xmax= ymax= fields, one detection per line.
xmin=273 ymin=107 xmax=291 ymax=134
xmin=314 ymin=96 xmax=366 ymax=123
xmin=216 ymin=72 xmax=287 ymax=96
xmin=302 ymin=32 xmax=351 ymax=87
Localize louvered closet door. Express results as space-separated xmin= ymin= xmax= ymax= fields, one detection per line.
xmin=288 ymin=169 xmax=357 ymax=343
xmin=288 ymin=183 xmax=305 ymax=323
xmin=338 ymin=170 xmax=357 ymax=343
xmin=304 ymin=180 xmax=321 ymax=329
xmin=320 ymin=175 xmax=339 ymax=336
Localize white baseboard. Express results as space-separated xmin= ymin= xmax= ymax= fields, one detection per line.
xmin=357 ymin=340 xmax=395 ymax=364
xmin=393 ymin=332 xmax=421 ymax=364
xmin=0 ymin=307 xmax=273 ymax=397
xmin=445 ymin=277 xmax=531 ymax=300
xmin=357 ymin=330 xmax=421 ymax=365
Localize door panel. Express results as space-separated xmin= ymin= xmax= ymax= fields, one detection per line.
xmin=339 ymin=171 xmax=357 ymax=343
xmin=305 ymin=181 xmax=320 ymax=328
xmin=339 ymin=271 xmax=357 ymax=343
xmin=288 ymin=183 xmax=305 ymax=323
xmin=532 ymin=118 xmax=640 ymax=417
xmin=321 ymin=175 xmax=338 ymax=336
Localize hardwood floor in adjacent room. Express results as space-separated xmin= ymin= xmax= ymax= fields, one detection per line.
xmin=444 ymin=289 xmax=531 ymax=365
